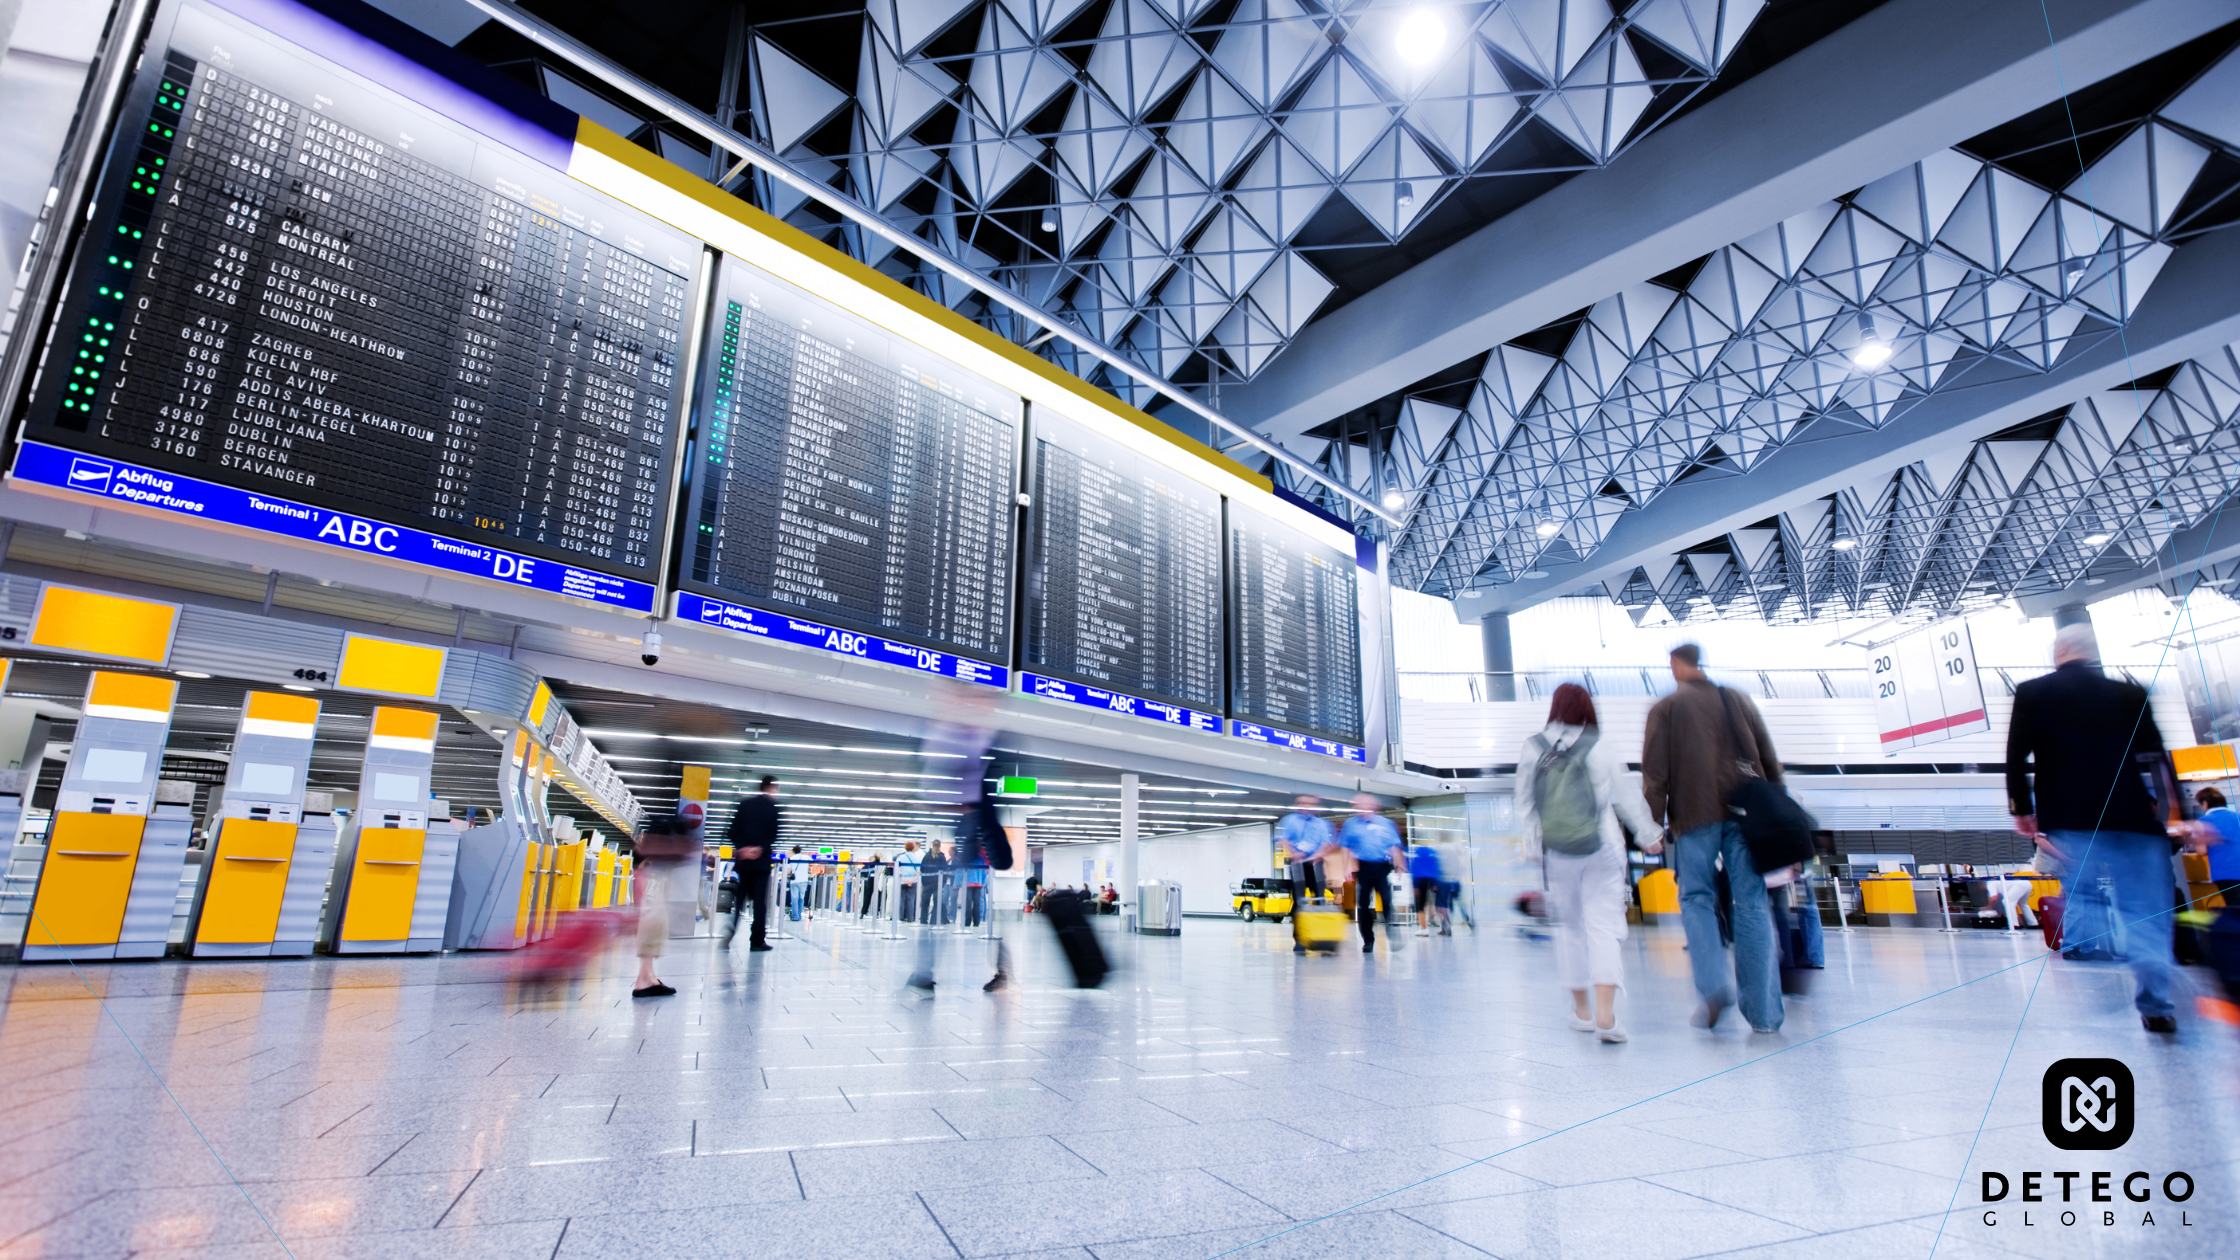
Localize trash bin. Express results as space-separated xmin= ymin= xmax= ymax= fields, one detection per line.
xmin=1133 ymin=879 xmax=1182 ymax=936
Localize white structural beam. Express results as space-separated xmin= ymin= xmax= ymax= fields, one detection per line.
xmin=1466 ymin=220 xmax=2240 ymax=618
xmin=1221 ymin=0 xmax=2238 ymax=440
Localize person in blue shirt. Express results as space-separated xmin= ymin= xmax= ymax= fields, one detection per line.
xmin=1409 ymin=840 xmax=1445 ymax=936
xmin=1275 ymin=795 xmax=1335 ymax=955
xmin=1338 ymin=793 xmax=1406 ymax=953
xmin=2198 ymin=787 xmax=2240 ymax=896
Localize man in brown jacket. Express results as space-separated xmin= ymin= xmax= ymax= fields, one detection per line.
xmin=1642 ymin=644 xmax=1785 ymax=1033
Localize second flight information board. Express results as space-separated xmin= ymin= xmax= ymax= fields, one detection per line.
xmin=679 ymin=254 xmax=1016 ymax=663
xmin=20 ymin=0 xmax=700 ymax=588
xmin=1025 ymin=413 xmax=1222 ymax=711
xmin=1229 ymin=501 xmax=1364 ymax=747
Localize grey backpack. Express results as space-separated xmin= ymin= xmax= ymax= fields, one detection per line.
xmin=1529 ymin=730 xmax=1602 ymax=855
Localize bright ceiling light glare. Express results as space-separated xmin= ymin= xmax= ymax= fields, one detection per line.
xmin=2083 ymin=533 xmax=2111 ymax=546
xmin=1394 ymin=9 xmax=1447 ymax=66
xmin=1830 ymin=538 xmax=1857 ymax=550
xmin=1850 ymin=339 xmax=1894 ymax=369
xmin=1382 ymin=490 xmax=1406 ymax=510
xmin=1535 ymin=520 xmax=1560 ymax=537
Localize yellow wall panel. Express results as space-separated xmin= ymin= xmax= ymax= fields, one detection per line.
xmin=338 ymin=636 xmax=446 ymax=699
xmin=31 ymin=587 xmax=178 ymax=663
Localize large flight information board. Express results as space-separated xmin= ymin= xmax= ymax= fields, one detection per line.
xmin=680 ymin=254 xmax=1016 ymax=662
xmin=19 ymin=0 xmax=700 ymax=587
xmin=1025 ymin=413 xmax=1221 ymax=711
xmin=1229 ymin=502 xmax=1364 ymax=747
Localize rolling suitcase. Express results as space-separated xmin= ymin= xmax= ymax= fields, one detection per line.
xmin=1041 ymin=890 xmax=1108 ymax=988
xmin=1294 ymin=896 xmax=1348 ymax=952
xmin=2038 ymin=894 xmax=2065 ymax=952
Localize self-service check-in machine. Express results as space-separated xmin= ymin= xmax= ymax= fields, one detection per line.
xmin=447 ymin=730 xmax=543 ymax=951
xmin=325 ymin=706 xmax=457 ymax=953
xmin=187 ymin=692 xmax=331 ymax=957
xmin=23 ymin=671 xmax=189 ymax=961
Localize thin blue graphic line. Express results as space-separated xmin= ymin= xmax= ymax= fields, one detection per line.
xmin=11 ymin=891 xmax=299 ymax=1260
xmin=1926 ymin=932 xmax=2052 ymax=1255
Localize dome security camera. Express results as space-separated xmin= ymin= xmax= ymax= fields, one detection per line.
xmin=640 ymin=626 xmax=662 ymax=666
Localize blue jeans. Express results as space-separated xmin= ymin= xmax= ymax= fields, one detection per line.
xmin=1675 ymin=821 xmax=1782 ymax=1030
xmin=2050 ymin=830 xmax=2176 ymax=1018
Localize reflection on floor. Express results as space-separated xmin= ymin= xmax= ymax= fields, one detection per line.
xmin=1 ymin=913 xmax=2235 ymax=1260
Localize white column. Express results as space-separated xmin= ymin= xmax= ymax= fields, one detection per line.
xmin=1120 ymin=773 xmax=1139 ymax=930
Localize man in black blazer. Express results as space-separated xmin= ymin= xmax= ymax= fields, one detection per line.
xmin=2006 ymin=622 xmax=2182 ymax=1033
xmin=726 ymin=776 xmax=780 ymax=952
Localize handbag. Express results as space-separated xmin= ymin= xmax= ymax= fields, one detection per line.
xmin=1716 ymin=688 xmax=1819 ymax=874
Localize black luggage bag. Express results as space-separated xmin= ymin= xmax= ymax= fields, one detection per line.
xmin=1041 ymin=889 xmax=1108 ymax=988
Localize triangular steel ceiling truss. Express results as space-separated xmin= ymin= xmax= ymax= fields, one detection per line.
xmin=1586 ymin=343 xmax=2240 ymax=626
xmin=532 ymin=1 xmax=1766 ymax=414
xmin=1369 ymin=53 xmax=2240 ymax=606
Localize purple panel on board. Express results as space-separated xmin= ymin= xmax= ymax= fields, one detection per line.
xmin=203 ymin=0 xmax=577 ymax=168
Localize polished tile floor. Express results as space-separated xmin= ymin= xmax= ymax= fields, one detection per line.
xmin=1 ymin=911 xmax=2234 ymax=1260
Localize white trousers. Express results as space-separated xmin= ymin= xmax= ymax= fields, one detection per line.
xmin=1545 ymin=841 xmax=1629 ymax=990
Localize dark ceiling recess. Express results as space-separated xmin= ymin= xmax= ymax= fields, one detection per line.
xmin=1957 ymin=21 xmax=2240 ymax=188
xmin=546 ymin=683 xmax=1304 ymax=846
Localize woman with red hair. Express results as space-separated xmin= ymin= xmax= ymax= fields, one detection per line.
xmin=1515 ymin=682 xmax=1658 ymax=1042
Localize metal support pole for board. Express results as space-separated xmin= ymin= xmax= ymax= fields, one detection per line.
xmin=954 ymin=870 xmax=976 ymax=935
xmin=1934 ymin=874 xmax=1962 ymax=934
xmin=880 ymin=866 xmax=905 ymax=940
xmin=1829 ymin=874 xmax=1853 ymax=933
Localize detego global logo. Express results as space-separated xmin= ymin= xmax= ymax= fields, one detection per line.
xmin=1978 ymin=1059 xmax=2202 ymax=1233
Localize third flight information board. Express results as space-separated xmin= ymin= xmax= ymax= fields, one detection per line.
xmin=19 ymin=0 xmax=700 ymax=593
xmin=1024 ymin=413 xmax=1222 ymax=712
xmin=678 ymin=254 xmax=1017 ymax=663
xmin=1228 ymin=501 xmax=1364 ymax=747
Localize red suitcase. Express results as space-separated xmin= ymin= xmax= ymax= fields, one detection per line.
xmin=2037 ymin=895 xmax=2065 ymax=952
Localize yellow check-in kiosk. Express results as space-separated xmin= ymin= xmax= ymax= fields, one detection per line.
xmin=590 ymin=848 xmax=617 ymax=908
xmin=187 ymin=692 xmax=330 ymax=957
xmin=325 ymin=707 xmax=457 ymax=953
xmin=23 ymin=671 xmax=189 ymax=961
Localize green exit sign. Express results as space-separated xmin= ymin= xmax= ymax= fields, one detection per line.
xmin=998 ymin=776 xmax=1038 ymax=796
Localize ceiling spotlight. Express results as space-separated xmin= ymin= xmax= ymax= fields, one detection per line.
xmin=2066 ymin=268 xmax=2089 ymax=289
xmin=1394 ymin=9 xmax=1447 ymax=66
xmin=1536 ymin=520 xmax=1560 ymax=537
xmin=1039 ymin=216 xmax=1056 ymax=232
xmin=1382 ymin=490 xmax=1406 ymax=510
xmin=2083 ymin=533 xmax=2110 ymax=546
xmin=1830 ymin=538 xmax=1857 ymax=550
xmin=1397 ymin=181 xmax=1416 ymax=210
xmin=1851 ymin=312 xmax=1893 ymax=369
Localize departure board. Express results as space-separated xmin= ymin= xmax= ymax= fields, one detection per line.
xmin=19 ymin=0 xmax=700 ymax=586
xmin=1228 ymin=502 xmax=1364 ymax=746
xmin=1025 ymin=413 xmax=1221 ymax=709
xmin=679 ymin=254 xmax=1017 ymax=662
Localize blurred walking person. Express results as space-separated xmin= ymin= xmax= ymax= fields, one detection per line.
xmin=1518 ymin=684 xmax=1657 ymax=1040
xmin=2007 ymin=622 xmax=2185 ymax=1034
xmin=1339 ymin=794 xmax=1406 ymax=953
xmin=630 ymin=811 xmax=700 ymax=998
xmin=1277 ymin=794 xmax=1335 ymax=954
xmin=1643 ymin=644 xmax=1784 ymax=1033
xmin=897 ymin=839 xmax=923 ymax=922
xmin=909 ymin=684 xmax=1011 ymax=993
xmin=1410 ymin=837 xmax=1444 ymax=937
xmin=724 ymin=775 xmax=778 ymax=952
